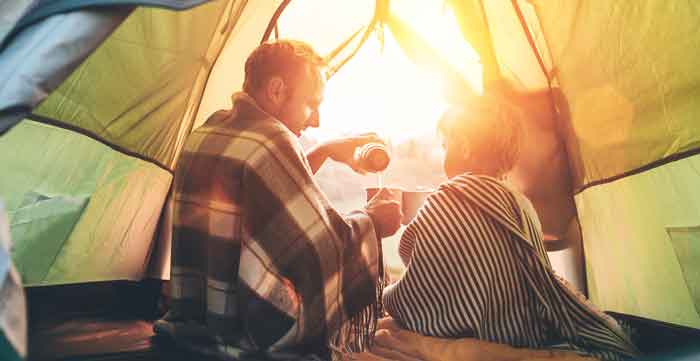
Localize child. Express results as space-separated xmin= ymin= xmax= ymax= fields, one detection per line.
xmin=382 ymin=99 xmax=639 ymax=361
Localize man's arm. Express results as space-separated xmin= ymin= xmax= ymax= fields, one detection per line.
xmin=304 ymin=133 xmax=385 ymax=174
xmin=305 ymin=143 xmax=330 ymax=174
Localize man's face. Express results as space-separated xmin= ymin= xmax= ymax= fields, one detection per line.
xmin=276 ymin=66 xmax=325 ymax=137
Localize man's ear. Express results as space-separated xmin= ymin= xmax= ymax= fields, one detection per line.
xmin=266 ymin=76 xmax=287 ymax=106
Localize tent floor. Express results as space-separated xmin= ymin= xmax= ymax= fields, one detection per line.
xmin=25 ymin=281 xmax=700 ymax=361
xmin=29 ymin=317 xmax=173 ymax=361
xmin=26 ymin=281 xmax=176 ymax=361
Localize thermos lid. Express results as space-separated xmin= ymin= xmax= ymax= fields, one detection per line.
xmin=366 ymin=145 xmax=390 ymax=171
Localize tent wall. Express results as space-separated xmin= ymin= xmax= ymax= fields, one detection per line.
xmin=0 ymin=0 xmax=250 ymax=285
xmin=31 ymin=1 xmax=239 ymax=169
xmin=529 ymin=0 xmax=700 ymax=326
xmin=481 ymin=0 xmax=550 ymax=90
xmin=1 ymin=120 xmax=170 ymax=285
xmin=576 ymin=155 xmax=700 ymax=328
xmin=446 ymin=0 xmax=499 ymax=85
xmin=532 ymin=1 xmax=700 ymax=190
xmin=0 ymin=8 xmax=130 ymax=133
xmin=194 ymin=1 xmax=282 ymax=128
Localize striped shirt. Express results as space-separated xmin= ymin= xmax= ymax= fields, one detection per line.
xmin=383 ymin=174 xmax=639 ymax=361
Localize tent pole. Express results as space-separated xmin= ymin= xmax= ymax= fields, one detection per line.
xmin=261 ymin=0 xmax=291 ymax=44
xmin=510 ymin=0 xmax=551 ymax=89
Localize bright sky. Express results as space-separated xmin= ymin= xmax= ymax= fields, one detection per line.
xmin=279 ymin=0 xmax=482 ymax=143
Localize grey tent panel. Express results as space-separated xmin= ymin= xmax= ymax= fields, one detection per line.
xmin=0 ymin=0 xmax=39 ymax=46
xmin=0 ymin=9 xmax=130 ymax=133
xmin=4 ymin=0 xmax=210 ymax=46
xmin=0 ymin=0 xmax=211 ymax=134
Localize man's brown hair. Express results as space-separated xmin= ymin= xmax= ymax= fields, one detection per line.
xmin=243 ymin=39 xmax=325 ymax=94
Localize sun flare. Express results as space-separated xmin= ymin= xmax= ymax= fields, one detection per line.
xmin=280 ymin=0 xmax=482 ymax=144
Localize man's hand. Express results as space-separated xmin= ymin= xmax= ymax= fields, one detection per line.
xmin=365 ymin=188 xmax=402 ymax=239
xmin=306 ymin=133 xmax=386 ymax=174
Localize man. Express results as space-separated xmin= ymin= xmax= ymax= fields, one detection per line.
xmin=157 ymin=40 xmax=402 ymax=358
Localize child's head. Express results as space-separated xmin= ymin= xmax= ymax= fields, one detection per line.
xmin=437 ymin=97 xmax=524 ymax=179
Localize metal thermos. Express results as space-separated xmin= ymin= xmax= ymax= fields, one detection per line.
xmin=354 ymin=143 xmax=390 ymax=173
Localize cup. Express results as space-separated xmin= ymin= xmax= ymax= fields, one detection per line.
xmin=365 ymin=187 xmax=432 ymax=225
xmin=365 ymin=187 xmax=403 ymax=204
xmin=401 ymin=189 xmax=432 ymax=225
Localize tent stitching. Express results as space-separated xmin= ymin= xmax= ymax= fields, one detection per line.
xmin=172 ymin=0 xmax=248 ymax=168
xmin=575 ymin=146 xmax=700 ymax=195
xmin=25 ymin=113 xmax=172 ymax=173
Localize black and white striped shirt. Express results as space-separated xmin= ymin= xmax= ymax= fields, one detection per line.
xmin=383 ymin=174 xmax=639 ymax=361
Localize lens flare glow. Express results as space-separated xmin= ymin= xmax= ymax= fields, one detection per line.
xmin=278 ymin=1 xmax=482 ymax=144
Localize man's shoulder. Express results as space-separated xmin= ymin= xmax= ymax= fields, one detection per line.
xmin=194 ymin=107 xmax=287 ymax=141
xmin=188 ymin=119 xmax=299 ymax=164
xmin=207 ymin=109 xmax=233 ymax=123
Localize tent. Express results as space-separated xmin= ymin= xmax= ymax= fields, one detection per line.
xmin=1 ymin=0 xmax=700 ymax=359
xmin=0 ymin=201 xmax=25 ymax=361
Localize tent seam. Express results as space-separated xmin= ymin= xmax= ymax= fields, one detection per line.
xmin=169 ymin=0 xmax=248 ymax=168
xmin=25 ymin=114 xmax=173 ymax=174
xmin=260 ymin=0 xmax=291 ymax=44
xmin=575 ymin=147 xmax=700 ymax=195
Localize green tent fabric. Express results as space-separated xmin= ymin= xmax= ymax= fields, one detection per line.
xmin=0 ymin=0 xmax=250 ymax=285
xmin=385 ymin=9 xmax=477 ymax=101
xmin=446 ymin=0 xmax=499 ymax=85
xmin=2 ymin=0 xmax=700 ymax=335
xmin=10 ymin=0 xmax=208 ymax=27
xmin=531 ymin=1 xmax=700 ymax=190
xmin=1 ymin=121 xmax=170 ymax=285
xmin=10 ymin=191 xmax=89 ymax=283
xmin=31 ymin=1 xmax=244 ymax=169
xmin=457 ymin=0 xmax=700 ymax=327
xmin=0 ymin=0 xmax=216 ymax=134
xmin=0 ymin=8 xmax=131 ymax=133
xmin=1 ymin=0 xmax=209 ymax=49
xmin=576 ymin=154 xmax=700 ymax=329
xmin=525 ymin=0 xmax=700 ymax=327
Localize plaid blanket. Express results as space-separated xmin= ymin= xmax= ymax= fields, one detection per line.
xmin=164 ymin=93 xmax=383 ymax=358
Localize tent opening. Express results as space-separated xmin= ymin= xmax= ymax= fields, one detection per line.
xmin=275 ymin=0 xmax=483 ymax=275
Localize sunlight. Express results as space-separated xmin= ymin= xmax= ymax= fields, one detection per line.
xmin=305 ymin=32 xmax=448 ymax=143
xmin=276 ymin=1 xmax=483 ymax=272
xmin=391 ymin=0 xmax=483 ymax=93
xmin=297 ymin=1 xmax=483 ymax=144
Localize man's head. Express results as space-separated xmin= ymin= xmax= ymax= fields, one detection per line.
xmin=243 ymin=40 xmax=326 ymax=137
xmin=437 ymin=97 xmax=524 ymax=179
